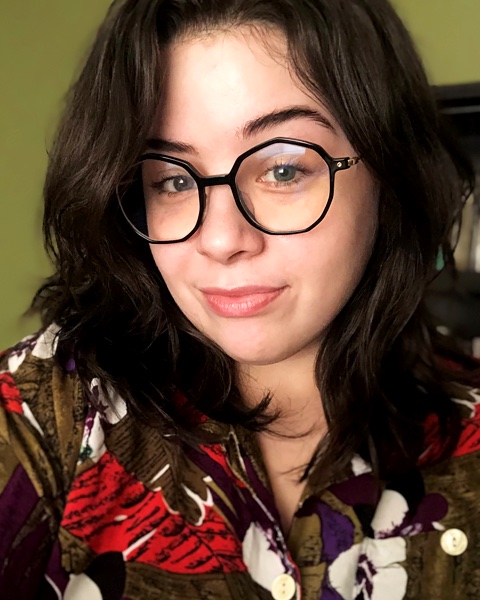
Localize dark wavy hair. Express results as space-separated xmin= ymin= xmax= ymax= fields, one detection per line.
xmin=33 ymin=0 xmax=476 ymax=483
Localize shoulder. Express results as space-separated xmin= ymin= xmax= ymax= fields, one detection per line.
xmin=419 ymin=385 xmax=480 ymax=554
xmin=0 ymin=327 xmax=90 ymax=587
xmin=420 ymin=384 xmax=480 ymax=498
xmin=408 ymin=386 xmax=480 ymax=595
xmin=0 ymin=325 xmax=86 ymax=485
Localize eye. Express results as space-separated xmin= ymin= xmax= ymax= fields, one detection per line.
xmin=162 ymin=175 xmax=196 ymax=193
xmin=165 ymin=175 xmax=195 ymax=192
xmin=266 ymin=164 xmax=299 ymax=183
xmin=259 ymin=161 xmax=311 ymax=187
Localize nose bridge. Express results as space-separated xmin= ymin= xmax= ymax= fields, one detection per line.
xmin=195 ymin=169 xmax=263 ymax=260
xmin=198 ymin=171 xmax=253 ymax=237
xmin=200 ymin=173 xmax=240 ymax=217
xmin=201 ymin=173 xmax=233 ymax=189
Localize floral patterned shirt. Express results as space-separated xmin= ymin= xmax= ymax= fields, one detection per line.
xmin=1 ymin=325 xmax=480 ymax=600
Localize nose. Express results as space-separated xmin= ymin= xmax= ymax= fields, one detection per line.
xmin=195 ymin=183 xmax=265 ymax=264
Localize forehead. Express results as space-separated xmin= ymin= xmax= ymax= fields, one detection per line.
xmin=151 ymin=29 xmax=340 ymax=154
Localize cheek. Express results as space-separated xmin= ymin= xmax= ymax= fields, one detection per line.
xmin=150 ymin=246 xmax=186 ymax=293
xmin=293 ymin=195 xmax=378 ymax=278
xmin=327 ymin=176 xmax=379 ymax=263
xmin=293 ymin=189 xmax=378 ymax=308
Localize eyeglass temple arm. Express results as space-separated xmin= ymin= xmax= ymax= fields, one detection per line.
xmin=333 ymin=156 xmax=361 ymax=171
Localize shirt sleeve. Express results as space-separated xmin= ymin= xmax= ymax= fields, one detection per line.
xmin=0 ymin=332 xmax=85 ymax=599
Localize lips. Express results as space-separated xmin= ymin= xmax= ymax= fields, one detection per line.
xmin=200 ymin=285 xmax=286 ymax=317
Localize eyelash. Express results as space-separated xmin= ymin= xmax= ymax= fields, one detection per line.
xmin=147 ymin=160 xmax=313 ymax=193
xmin=263 ymin=160 xmax=311 ymax=187
xmin=149 ymin=175 xmax=191 ymax=192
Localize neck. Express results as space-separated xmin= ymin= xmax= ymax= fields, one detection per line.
xmin=236 ymin=347 xmax=326 ymax=438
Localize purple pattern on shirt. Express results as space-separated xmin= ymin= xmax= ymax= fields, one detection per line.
xmin=329 ymin=473 xmax=381 ymax=508
xmin=375 ymin=492 xmax=448 ymax=538
xmin=0 ymin=466 xmax=54 ymax=599
xmin=185 ymin=443 xmax=298 ymax=578
xmin=298 ymin=496 xmax=355 ymax=564
xmin=44 ymin=540 xmax=69 ymax=594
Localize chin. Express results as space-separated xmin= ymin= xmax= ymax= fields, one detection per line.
xmin=210 ymin=338 xmax=299 ymax=367
xmin=227 ymin=353 xmax=283 ymax=367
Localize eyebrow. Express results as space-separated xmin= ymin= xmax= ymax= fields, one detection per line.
xmin=145 ymin=105 xmax=336 ymax=154
xmin=145 ymin=138 xmax=198 ymax=154
xmin=240 ymin=106 xmax=337 ymax=138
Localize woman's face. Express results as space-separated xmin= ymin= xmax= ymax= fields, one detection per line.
xmin=149 ymin=29 xmax=378 ymax=366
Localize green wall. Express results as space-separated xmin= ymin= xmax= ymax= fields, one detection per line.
xmin=393 ymin=0 xmax=480 ymax=86
xmin=0 ymin=1 xmax=111 ymax=347
xmin=1 ymin=0 xmax=479 ymax=347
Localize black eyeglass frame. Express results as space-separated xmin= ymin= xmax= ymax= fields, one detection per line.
xmin=118 ymin=137 xmax=361 ymax=244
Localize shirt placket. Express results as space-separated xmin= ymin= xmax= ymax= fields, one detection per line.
xmin=225 ymin=427 xmax=303 ymax=600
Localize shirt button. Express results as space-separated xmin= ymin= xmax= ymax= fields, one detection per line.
xmin=271 ymin=574 xmax=296 ymax=600
xmin=440 ymin=528 xmax=468 ymax=556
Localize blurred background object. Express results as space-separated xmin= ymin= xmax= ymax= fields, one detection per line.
xmin=0 ymin=0 xmax=479 ymax=348
xmin=425 ymin=82 xmax=480 ymax=353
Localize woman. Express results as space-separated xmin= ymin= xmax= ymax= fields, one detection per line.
xmin=0 ymin=0 xmax=479 ymax=598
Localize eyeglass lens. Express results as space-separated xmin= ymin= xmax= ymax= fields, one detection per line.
xmin=121 ymin=142 xmax=332 ymax=242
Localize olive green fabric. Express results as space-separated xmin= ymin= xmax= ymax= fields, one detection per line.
xmin=1 ymin=328 xmax=480 ymax=598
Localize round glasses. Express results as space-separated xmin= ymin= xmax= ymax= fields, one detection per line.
xmin=118 ymin=137 xmax=360 ymax=243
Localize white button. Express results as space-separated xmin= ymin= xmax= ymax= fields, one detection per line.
xmin=271 ymin=573 xmax=296 ymax=600
xmin=440 ymin=528 xmax=468 ymax=556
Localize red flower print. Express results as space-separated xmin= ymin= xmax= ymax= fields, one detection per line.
xmin=454 ymin=400 xmax=480 ymax=458
xmin=421 ymin=393 xmax=480 ymax=463
xmin=61 ymin=451 xmax=246 ymax=574
xmin=0 ymin=373 xmax=23 ymax=415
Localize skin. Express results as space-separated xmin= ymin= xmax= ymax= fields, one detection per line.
xmin=148 ymin=28 xmax=379 ymax=530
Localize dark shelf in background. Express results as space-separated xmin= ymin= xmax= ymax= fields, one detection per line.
xmin=427 ymin=84 xmax=480 ymax=342
xmin=435 ymin=82 xmax=480 ymax=168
